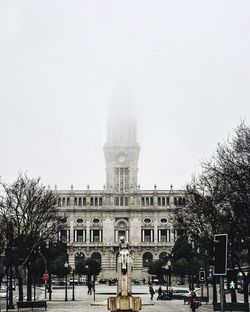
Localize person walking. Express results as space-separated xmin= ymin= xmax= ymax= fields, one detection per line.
xmin=149 ymin=284 xmax=155 ymax=300
xmin=157 ymin=286 xmax=162 ymax=300
xmin=87 ymin=282 xmax=92 ymax=295
xmin=189 ymin=291 xmax=199 ymax=312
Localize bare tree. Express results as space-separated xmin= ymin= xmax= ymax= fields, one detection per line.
xmin=174 ymin=122 xmax=250 ymax=303
xmin=0 ymin=173 xmax=62 ymax=302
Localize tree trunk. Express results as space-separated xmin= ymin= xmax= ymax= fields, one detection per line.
xmin=27 ymin=266 xmax=32 ymax=301
xmin=212 ymin=275 xmax=217 ymax=303
xmin=15 ymin=265 xmax=24 ymax=302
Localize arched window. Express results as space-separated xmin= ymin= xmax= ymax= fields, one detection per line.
xmin=75 ymin=252 xmax=85 ymax=266
xmin=143 ymin=252 xmax=153 ymax=267
xmin=91 ymin=252 xmax=102 ymax=265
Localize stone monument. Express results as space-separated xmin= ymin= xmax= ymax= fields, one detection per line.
xmin=107 ymin=237 xmax=142 ymax=312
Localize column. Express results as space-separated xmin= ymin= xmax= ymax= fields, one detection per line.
xmin=70 ymin=219 xmax=74 ymax=242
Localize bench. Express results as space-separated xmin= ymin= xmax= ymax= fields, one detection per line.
xmin=184 ymin=296 xmax=209 ymax=305
xmin=17 ymin=301 xmax=47 ymax=311
xmin=213 ymin=302 xmax=249 ymax=311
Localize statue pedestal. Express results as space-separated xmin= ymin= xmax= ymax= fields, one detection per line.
xmin=107 ymin=296 xmax=142 ymax=312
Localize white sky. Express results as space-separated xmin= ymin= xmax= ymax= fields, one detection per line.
xmin=0 ymin=1 xmax=250 ymax=190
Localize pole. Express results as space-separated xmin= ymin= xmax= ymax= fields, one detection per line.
xmin=201 ymin=282 xmax=204 ymax=297
xmin=33 ymin=278 xmax=36 ymax=301
xmin=93 ymin=276 xmax=95 ymax=301
xmin=72 ymin=269 xmax=75 ymax=301
xmin=65 ymin=272 xmax=68 ymax=301
xmin=48 ymin=242 xmax=52 ymax=301
xmin=44 ymin=280 xmax=47 ymax=299
xmin=220 ymin=276 xmax=225 ymax=312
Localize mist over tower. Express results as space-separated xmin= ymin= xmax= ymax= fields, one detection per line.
xmin=103 ymin=95 xmax=140 ymax=193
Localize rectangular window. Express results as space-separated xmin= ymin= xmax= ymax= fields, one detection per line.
xmin=74 ymin=197 xmax=77 ymax=206
xmin=115 ymin=197 xmax=119 ymax=206
xmin=162 ymin=197 xmax=165 ymax=206
xmin=166 ymin=197 xmax=170 ymax=205
xmin=95 ymin=198 xmax=98 ymax=206
xmin=83 ymin=197 xmax=86 ymax=206
xmin=146 ymin=197 xmax=149 ymax=206
xmin=125 ymin=197 xmax=129 ymax=206
xmin=144 ymin=229 xmax=152 ymax=242
xmin=99 ymin=197 xmax=103 ymax=206
xmin=67 ymin=197 xmax=70 ymax=206
xmin=90 ymin=197 xmax=94 ymax=206
xmin=79 ymin=198 xmax=82 ymax=206
xmin=158 ymin=229 xmax=170 ymax=242
xmin=142 ymin=197 xmax=145 ymax=206
xmin=150 ymin=197 xmax=153 ymax=206
xmin=76 ymin=230 xmax=84 ymax=242
xmin=60 ymin=230 xmax=68 ymax=242
xmin=158 ymin=197 xmax=161 ymax=206
xmin=120 ymin=197 xmax=123 ymax=206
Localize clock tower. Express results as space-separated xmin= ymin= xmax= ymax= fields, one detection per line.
xmin=103 ymin=103 xmax=140 ymax=193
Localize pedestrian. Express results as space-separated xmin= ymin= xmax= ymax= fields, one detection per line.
xmin=149 ymin=284 xmax=155 ymax=300
xmin=157 ymin=286 xmax=162 ymax=300
xmin=189 ymin=291 xmax=199 ymax=312
xmin=87 ymin=282 xmax=92 ymax=295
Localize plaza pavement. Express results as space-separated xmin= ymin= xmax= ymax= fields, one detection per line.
xmin=7 ymin=284 xmax=213 ymax=312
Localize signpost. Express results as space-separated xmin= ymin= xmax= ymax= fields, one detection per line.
xmin=213 ymin=234 xmax=228 ymax=312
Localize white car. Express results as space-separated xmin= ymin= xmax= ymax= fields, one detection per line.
xmin=171 ymin=288 xmax=191 ymax=299
xmin=0 ymin=287 xmax=7 ymax=299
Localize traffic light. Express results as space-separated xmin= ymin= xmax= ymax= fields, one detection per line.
xmin=213 ymin=234 xmax=228 ymax=275
xmin=199 ymin=271 xmax=205 ymax=282
xmin=227 ymin=270 xmax=237 ymax=290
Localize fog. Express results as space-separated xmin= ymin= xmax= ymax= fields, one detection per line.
xmin=0 ymin=1 xmax=250 ymax=190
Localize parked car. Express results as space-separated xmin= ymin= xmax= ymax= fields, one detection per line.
xmin=171 ymin=288 xmax=191 ymax=299
xmin=0 ymin=287 xmax=7 ymax=299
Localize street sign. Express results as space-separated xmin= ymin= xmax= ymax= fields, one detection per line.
xmin=42 ymin=273 xmax=49 ymax=281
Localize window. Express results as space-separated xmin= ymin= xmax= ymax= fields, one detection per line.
xmin=95 ymin=198 xmax=98 ymax=206
xmin=60 ymin=229 xmax=68 ymax=242
xmin=158 ymin=197 xmax=161 ymax=206
xmin=125 ymin=197 xmax=129 ymax=206
xmin=58 ymin=198 xmax=62 ymax=207
xmin=76 ymin=218 xmax=83 ymax=224
xmin=144 ymin=218 xmax=151 ymax=224
xmin=76 ymin=230 xmax=84 ymax=242
xmin=158 ymin=229 xmax=170 ymax=242
xmin=91 ymin=252 xmax=102 ymax=265
xmin=115 ymin=197 xmax=119 ymax=206
xmin=83 ymin=197 xmax=86 ymax=206
xmin=79 ymin=198 xmax=82 ymax=206
xmin=74 ymin=197 xmax=77 ymax=206
xmin=166 ymin=197 xmax=170 ymax=205
xmin=162 ymin=197 xmax=165 ymax=206
xmin=75 ymin=252 xmax=85 ymax=266
xmin=91 ymin=229 xmax=102 ymax=242
xmin=141 ymin=197 xmax=145 ymax=206
xmin=150 ymin=197 xmax=154 ymax=206
xmin=62 ymin=198 xmax=66 ymax=206
xmin=67 ymin=197 xmax=70 ymax=206
xmin=90 ymin=197 xmax=94 ymax=206
xmin=93 ymin=218 xmax=100 ymax=224
xmin=141 ymin=229 xmax=154 ymax=242
xmin=174 ymin=197 xmax=177 ymax=205
xmin=160 ymin=218 xmax=167 ymax=224
xmin=99 ymin=197 xmax=103 ymax=206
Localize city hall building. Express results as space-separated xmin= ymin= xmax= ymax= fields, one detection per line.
xmin=56 ymin=108 xmax=186 ymax=280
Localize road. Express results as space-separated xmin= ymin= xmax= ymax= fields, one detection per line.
xmin=0 ymin=284 xmax=249 ymax=312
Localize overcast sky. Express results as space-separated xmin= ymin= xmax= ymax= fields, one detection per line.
xmin=0 ymin=1 xmax=250 ymax=190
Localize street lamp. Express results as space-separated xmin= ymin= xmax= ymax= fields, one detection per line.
xmin=72 ymin=268 xmax=75 ymax=301
xmin=46 ymin=241 xmax=52 ymax=301
xmin=167 ymin=259 xmax=172 ymax=288
xmin=64 ymin=262 xmax=69 ymax=301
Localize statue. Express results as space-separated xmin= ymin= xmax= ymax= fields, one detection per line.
xmin=107 ymin=237 xmax=142 ymax=312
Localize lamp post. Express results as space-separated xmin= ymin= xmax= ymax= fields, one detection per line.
xmin=64 ymin=262 xmax=69 ymax=301
xmin=46 ymin=241 xmax=52 ymax=301
xmin=72 ymin=269 xmax=75 ymax=301
xmin=167 ymin=260 xmax=172 ymax=289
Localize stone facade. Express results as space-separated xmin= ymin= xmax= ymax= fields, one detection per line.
xmin=56 ymin=107 xmax=186 ymax=280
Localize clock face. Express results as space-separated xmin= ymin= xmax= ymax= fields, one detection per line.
xmin=117 ymin=154 xmax=126 ymax=163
